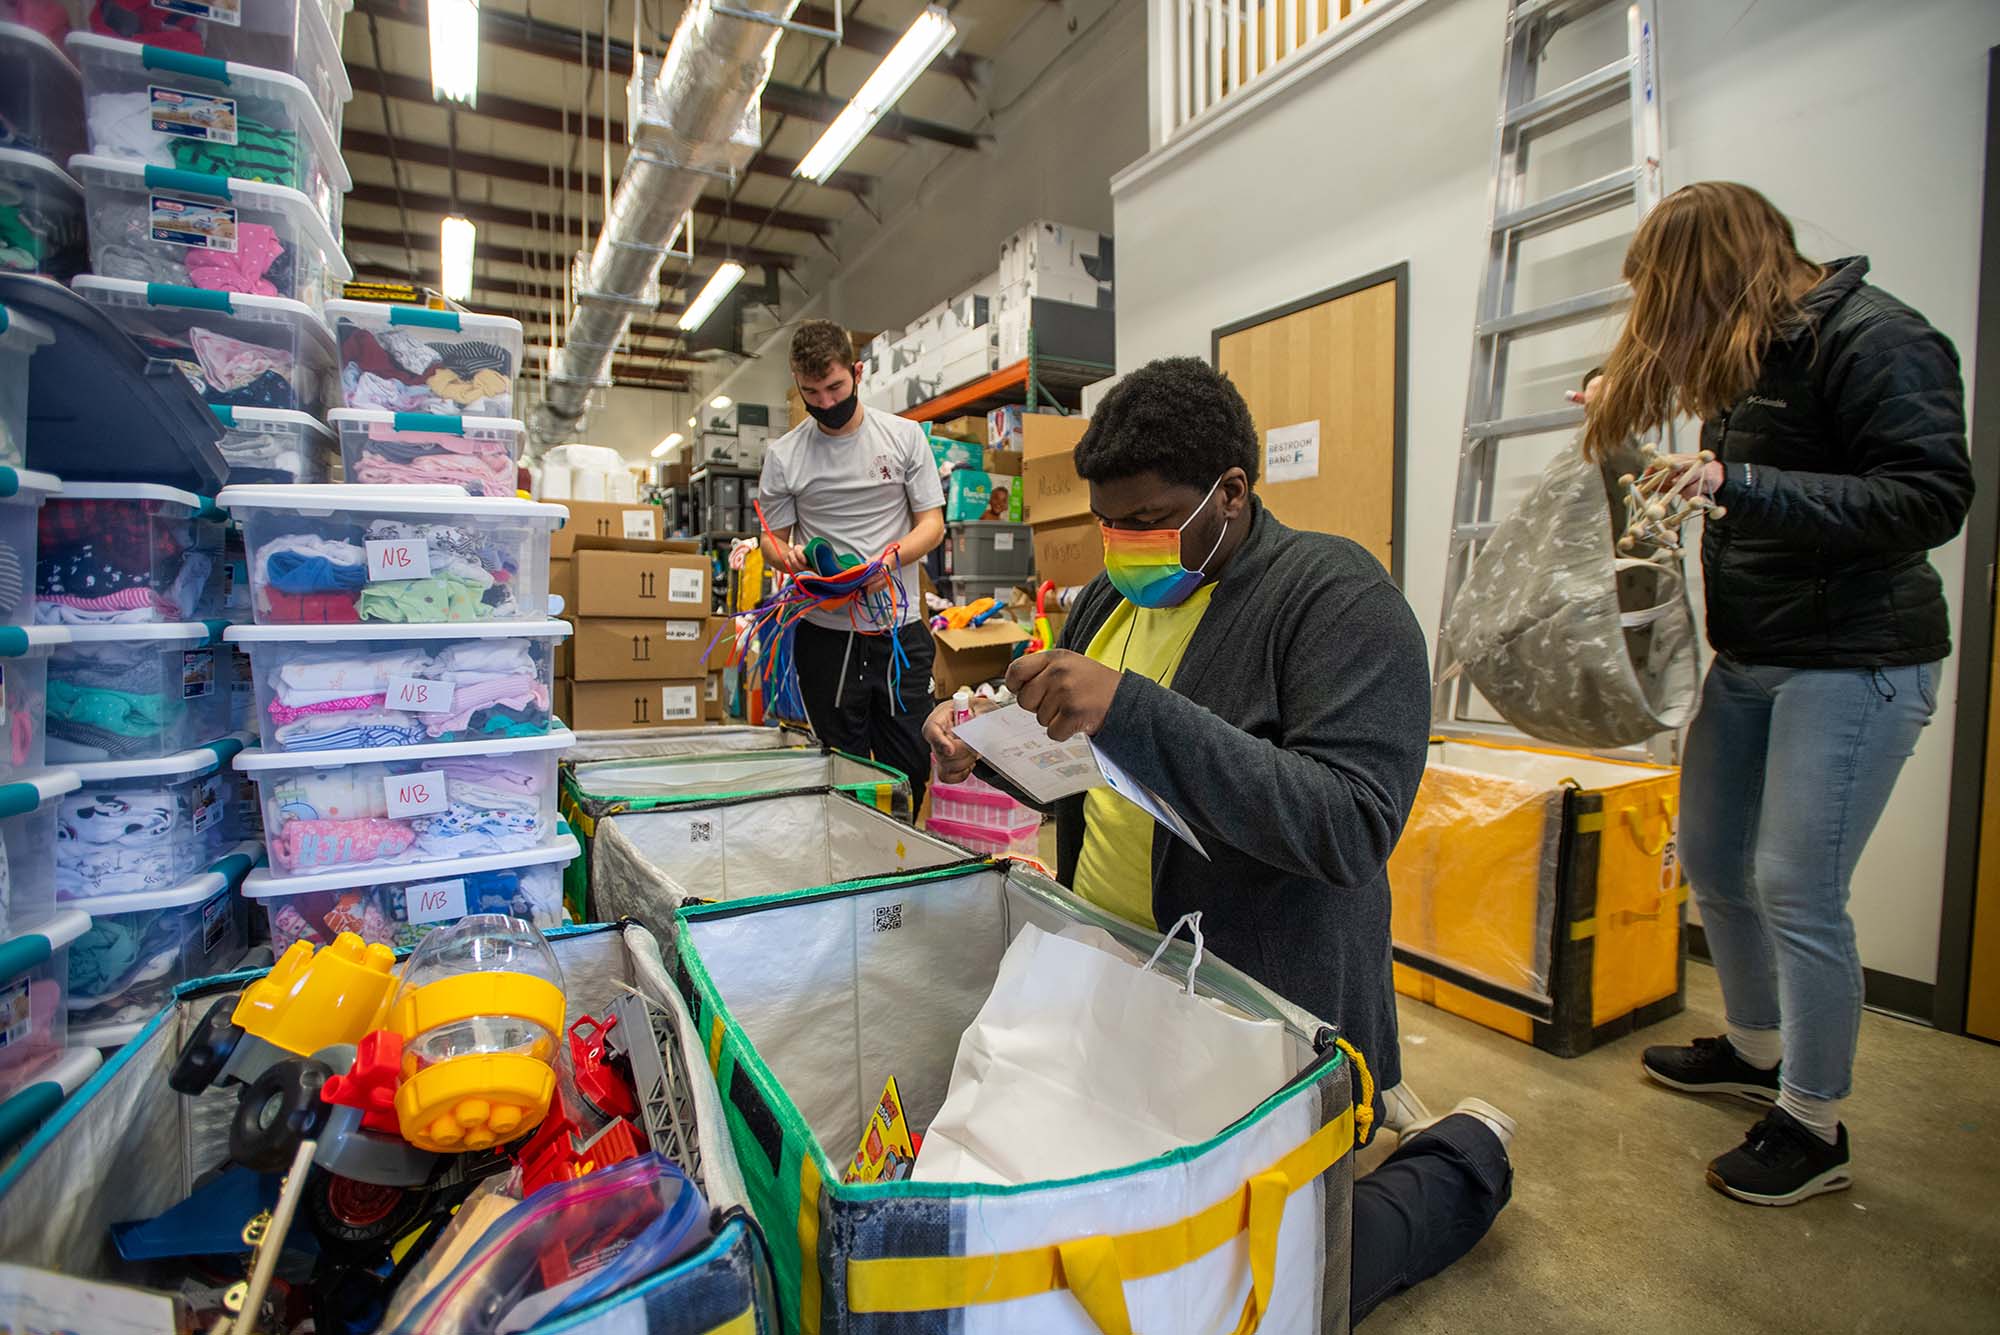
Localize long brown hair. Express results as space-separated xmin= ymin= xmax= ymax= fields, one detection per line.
xmin=1582 ymin=182 xmax=1823 ymax=461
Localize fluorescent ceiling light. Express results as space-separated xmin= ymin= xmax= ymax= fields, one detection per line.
xmin=678 ymin=261 xmax=746 ymax=333
xmin=710 ymin=394 xmax=732 ymax=409
xmin=794 ymin=5 xmax=955 ymax=184
xmin=429 ymin=0 xmax=479 ymax=105
xmin=650 ymin=431 xmax=685 ymax=459
xmin=440 ymin=216 xmax=476 ymax=302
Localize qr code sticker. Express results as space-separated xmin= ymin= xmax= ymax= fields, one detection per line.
xmin=688 ymin=818 xmax=715 ymax=844
xmin=872 ymin=902 xmax=903 ymax=934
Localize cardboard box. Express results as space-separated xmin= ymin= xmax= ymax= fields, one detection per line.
xmin=932 ymin=416 xmax=987 ymax=444
xmin=570 ymin=678 xmax=707 ymax=730
xmin=571 ymin=616 xmax=713 ymax=681
xmin=704 ymin=670 xmax=727 ymax=721
xmin=945 ymin=469 xmax=1022 ymax=523
xmin=553 ymin=676 xmax=571 ymax=725
xmin=981 ymin=449 xmax=1021 ymax=478
xmin=572 ymin=548 xmax=710 ymax=618
xmin=705 ymin=616 xmax=734 ymax=670
xmin=549 ymin=557 xmax=574 ymax=614
xmin=554 ymin=631 xmax=571 ymax=679
xmin=932 ymin=620 xmax=1031 ymax=699
xmin=1021 ymin=415 xmax=1092 ymax=523
xmin=552 ymin=500 xmax=661 ymax=557
xmin=1032 ymin=515 xmax=1104 ymax=590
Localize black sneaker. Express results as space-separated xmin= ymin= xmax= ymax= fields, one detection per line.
xmin=1641 ymin=1035 xmax=1780 ymax=1106
xmin=1706 ymin=1108 xmax=1853 ymax=1206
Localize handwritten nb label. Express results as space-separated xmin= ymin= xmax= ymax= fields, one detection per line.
xmin=385 ymin=770 xmax=451 ymax=818
xmin=366 ymin=538 xmax=433 ymax=582
xmin=388 ymin=675 xmax=456 ymax=713
xmin=406 ymin=877 xmax=469 ymax=925
xmin=668 ymin=569 xmax=705 ymax=603
xmin=663 ymin=620 xmax=701 ymax=641
xmin=661 ymin=684 xmax=699 ymax=721
xmin=622 ymin=509 xmax=659 ymax=540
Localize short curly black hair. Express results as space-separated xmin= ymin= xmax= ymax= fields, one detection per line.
xmin=1073 ymin=357 xmax=1259 ymax=490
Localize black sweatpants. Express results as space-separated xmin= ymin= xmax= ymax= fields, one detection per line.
xmin=791 ymin=619 xmax=935 ymax=810
xmin=1351 ymin=1113 xmax=1513 ymax=1323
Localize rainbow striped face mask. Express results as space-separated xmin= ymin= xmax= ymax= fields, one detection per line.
xmin=1100 ymin=476 xmax=1227 ymax=609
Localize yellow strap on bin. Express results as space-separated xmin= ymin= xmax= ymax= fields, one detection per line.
xmin=798 ymin=1154 xmax=824 ymax=1335
xmin=845 ymin=1107 xmax=1353 ymax=1324
xmin=1621 ymin=795 xmax=1677 ymax=857
xmin=701 ymin=1309 xmax=757 ymax=1335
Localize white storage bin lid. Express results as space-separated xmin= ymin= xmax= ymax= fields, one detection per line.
xmin=0 ymin=467 xmax=61 ymax=503
xmin=68 ymin=731 xmax=250 ymax=785
xmin=0 ymin=20 xmax=81 ymax=77
xmin=51 ymin=480 xmax=210 ymax=511
xmin=0 ymin=625 xmax=69 ymax=658
xmin=0 ymin=147 xmax=82 ymax=201
xmin=63 ymin=838 xmax=261 ymax=915
xmin=0 ymin=908 xmax=92 ymax=974
xmin=322 ymin=300 xmax=523 ymax=338
xmin=0 ymin=768 xmax=81 ymax=820
xmin=235 ymin=725 xmax=574 ymax=773
xmin=212 ymin=406 xmax=336 ymax=444
xmin=64 ymin=33 xmax=352 ymax=194
xmin=68 ymin=155 xmax=353 ymax=286
xmin=327 ymin=410 xmax=526 ymax=444
xmin=0 ymin=1045 xmax=99 ymax=1102
xmin=216 ymin=483 xmax=565 ymax=526
xmin=228 ymin=618 xmax=570 ymax=644
xmin=241 ymin=829 xmax=577 ymax=899
xmin=71 ymin=277 xmax=336 ymax=358
xmin=59 ymin=620 xmax=229 ymax=647
xmin=0 ymin=305 xmax=55 ymax=354
xmin=69 ymin=1019 xmax=147 ymax=1049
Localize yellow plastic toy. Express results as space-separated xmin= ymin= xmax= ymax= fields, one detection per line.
xmin=231 ymin=932 xmax=399 ymax=1057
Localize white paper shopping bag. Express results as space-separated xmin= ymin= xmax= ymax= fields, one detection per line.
xmin=912 ymin=915 xmax=1296 ymax=1186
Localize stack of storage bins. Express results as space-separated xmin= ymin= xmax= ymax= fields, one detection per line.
xmin=62 ymin=0 xmax=354 ymax=485
xmin=221 ymin=482 xmax=576 ymax=950
xmin=0 ymin=18 xmax=88 ymax=282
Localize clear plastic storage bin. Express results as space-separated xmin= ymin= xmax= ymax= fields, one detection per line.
xmin=227 ymin=619 xmax=569 ymax=753
xmin=45 ymin=622 xmax=232 ymax=762
xmin=923 ymin=812 xmax=1042 ymax=859
xmin=56 ymin=732 xmax=245 ymax=901
xmin=0 ymin=306 xmax=53 ymax=469
xmin=71 ymin=155 xmax=350 ymax=311
xmin=0 ymin=625 xmax=67 ymax=782
xmin=35 ymin=480 xmax=224 ymax=624
xmin=325 ymin=301 xmax=524 ymax=418
xmin=927 ymin=774 xmax=1042 ymax=833
xmin=75 ymin=0 xmax=350 ymax=132
xmin=62 ymin=838 xmax=256 ymax=1035
xmin=218 ymin=484 xmax=566 ymax=626
xmin=66 ymin=33 xmax=351 ymax=231
xmin=329 ymin=410 xmax=524 ymax=497
xmin=0 ymin=466 xmax=59 ymax=626
xmin=0 ymin=908 xmax=90 ymax=1101
xmin=0 ymin=21 xmax=86 ymax=164
xmin=0 ymin=768 xmax=78 ymax=938
xmin=0 ymin=148 xmax=87 ymax=281
xmin=237 ymin=727 xmax=573 ymax=879
xmin=242 ymin=831 xmax=573 ymax=953
xmin=211 ymin=404 xmax=338 ymax=483
xmin=71 ymin=275 xmax=337 ymax=418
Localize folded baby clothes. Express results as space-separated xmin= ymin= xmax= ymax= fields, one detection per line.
xmin=424 ymin=677 xmax=549 ymax=736
xmin=422 ymin=756 xmax=544 ymax=810
xmin=336 ymin=321 xmax=516 ymax=415
xmin=193 ymin=325 xmax=295 ymax=393
xmin=48 ymin=679 xmax=173 ymax=738
xmin=274 ymin=717 xmax=431 ymax=751
xmin=272 ymin=647 xmax=432 ymax=699
xmin=410 ymin=805 xmax=541 ymax=859
xmin=356 ymin=574 xmax=494 ymax=624
xmin=351 ymin=445 xmax=517 ymax=497
xmin=264 ymin=589 xmax=359 ymax=623
xmin=47 ymin=718 xmax=161 ymax=762
xmin=271 ymin=817 xmax=418 ymax=870
xmin=265 ymin=766 xmax=388 ymax=822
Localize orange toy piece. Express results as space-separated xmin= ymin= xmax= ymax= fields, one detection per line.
xmin=320 ymin=1030 xmax=407 ymax=1136
xmin=936 ymin=597 xmax=996 ymax=631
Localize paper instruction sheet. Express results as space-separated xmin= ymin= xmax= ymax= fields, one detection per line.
xmin=950 ymin=705 xmax=1207 ymax=855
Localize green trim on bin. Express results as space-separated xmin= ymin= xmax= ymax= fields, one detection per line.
xmin=391 ymin=412 xmax=465 ymax=433
xmin=197 ymin=618 xmax=231 ymax=646
xmin=146 ymin=282 xmax=233 ymax=314
xmin=0 ymin=304 xmax=9 ymax=334
xmin=0 ymin=930 xmax=52 ymax=982
xmin=200 ymin=734 xmax=248 ymax=770
xmin=205 ymin=844 xmax=260 ymax=887
xmin=0 ymin=468 xmax=16 ymax=500
xmin=194 ymin=496 xmax=226 ymax=522
xmin=0 ymin=627 xmax=27 ymax=657
xmin=210 ymin=405 xmax=238 ymax=426
xmin=143 ymin=165 xmax=231 ymax=199
xmin=0 ymin=1080 xmax=66 ymax=1162
xmin=141 ymin=45 xmax=230 ymax=83
xmin=0 ymin=1003 xmax=173 ymax=1203
xmin=388 ymin=307 xmax=461 ymax=330
xmin=0 ymin=780 xmax=46 ymax=821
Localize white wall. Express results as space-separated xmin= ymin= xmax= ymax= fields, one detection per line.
xmin=1113 ymin=0 xmax=1999 ymax=985
xmin=584 ymin=384 xmax=697 ymax=468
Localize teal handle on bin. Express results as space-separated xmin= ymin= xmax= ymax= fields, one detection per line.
xmin=143 ymin=165 xmax=233 ymax=199
xmin=0 ymin=466 xmax=17 ymax=499
xmin=0 ymin=929 xmax=51 ymax=982
xmin=0 ymin=626 xmax=28 ymax=657
xmin=391 ymin=412 xmax=464 ymax=433
xmin=199 ymin=734 xmax=247 ymax=770
xmin=0 ymin=780 xmax=46 ymax=822
xmin=388 ymin=307 xmax=461 ymax=331
xmin=145 ymin=283 xmax=233 ymax=314
xmin=211 ymin=405 xmax=238 ymax=426
xmin=197 ymin=618 xmax=231 ymax=646
xmin=0 ymin=1081 xmax=65 ymax=1161
xmin=141 ymin=45 xmax=230 ymax=84
xmin=206 ymin=846 xmax=258 ymax=887
xmin=0 ymin=303 xmax=9 ymax=334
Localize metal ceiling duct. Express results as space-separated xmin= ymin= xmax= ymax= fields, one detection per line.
xmin=527 ymin=0 xmax=795 ymax=450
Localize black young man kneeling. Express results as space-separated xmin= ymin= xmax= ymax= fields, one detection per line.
xmin=923 ymin=357 xmax=1512 ymax=1323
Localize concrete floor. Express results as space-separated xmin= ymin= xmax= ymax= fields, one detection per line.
xmin=1373 ymin=964 xmax=2000 ymax=1333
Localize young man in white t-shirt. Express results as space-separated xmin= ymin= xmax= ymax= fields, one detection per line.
xmin=759 ymin=320 xmax=945 ymax=805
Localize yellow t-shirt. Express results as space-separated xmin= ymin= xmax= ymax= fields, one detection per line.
xmin=1070 ymin=585 xmax=1216 ymax=929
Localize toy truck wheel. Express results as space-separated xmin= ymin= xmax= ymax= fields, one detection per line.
xmin=170 ymin=994 xmax=244 ymax=1095
xmin=231 ymin=1057 xmax=334 ymax=1173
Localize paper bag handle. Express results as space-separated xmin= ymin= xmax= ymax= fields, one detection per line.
xmin=1141 ymin=911 xmax=1206 ymax=996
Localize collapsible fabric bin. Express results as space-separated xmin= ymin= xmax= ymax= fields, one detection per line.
xmin=242 ymin=823 xmax=574 ymax=952
xmin=326 ymin=300 xmax=525 ymax=418
xmin=331 ymin=408 xmax=525 ymax=496
xmin=564 ymin=723 xmax=815 ymax=765
xmin=239 ymin=726 xmax=574 ymax=879
xmin=0 ymin=465 xmax=60 ymax=625
xmin=56 ymin=732 xmax=246 ymax=900
xmin=220 ymin=483 xmax=566 ymax=626
xmin=0 ymin=624 xmax=66 ymax=780
xmin=35 ymin=480 xmax=224 ymax=624
xmin=66 ymin=33 xmax=351 ymax=230
xmin=588 ymin=787 xmax=969 ymax=928
xmin=71 ymin=154 xmax=351 ymax=311
xmin=0 ymin=767 xmax=80 ymax=938
xmin=1387 ymin=737 xmax=1686 ymax=1057
xmin=230 ymin=618 xmax=568 ymax=752
xmin=45 ymin=621 xmax=232 ymax=762
xmin=0 ymin=922 xmax=782 ymax=1335
xmin=62 ymin=838 xmax=257 ymax=1039
xmin=672 ymin=861 xmax=1362 ymax=1335
xmin=0 ymin=147 xmax=87 ymax=281
xmin=0 ymin=20 xmax=86 ymax=165
xmin=0 ymin=906 xmax=90 ymax=1104
xmin=0 ymin=305 xmax=54 ymax=468
xmin=211 ymin=403 xmax=338 ymax=483
xmin=72 ymin=274 xmax=338 ymax=416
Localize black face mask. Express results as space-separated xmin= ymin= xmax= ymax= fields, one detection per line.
xmin=804 ymin=378 xmax=860 ymax=431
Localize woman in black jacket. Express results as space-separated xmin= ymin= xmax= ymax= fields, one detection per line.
xmin=1580 ymin=181 xmax=1973 ymax=1207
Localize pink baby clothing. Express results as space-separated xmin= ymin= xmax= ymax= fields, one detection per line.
xmin=183 ymin=223 xmax=288 ymax=298
xmin=423 ymin=677 xmax=551 ymax=736
xmin=267 ymin=692 xmax=387 ymax=727
xmin=271 ymin=817 xmax=418 ymax=870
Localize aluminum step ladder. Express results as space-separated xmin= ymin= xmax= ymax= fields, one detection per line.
xmin=1432 ymin=0 xmax=1668 ymax=738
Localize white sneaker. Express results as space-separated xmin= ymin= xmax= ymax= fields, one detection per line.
xmin=1379 ymin=1082 xmax=1433 ymax=1132
xmin=1404 ymin=1098 xmax=1516 ymax=1152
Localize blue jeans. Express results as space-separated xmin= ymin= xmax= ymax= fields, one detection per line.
xmin=1678 ymin=656 xmax=1937 ymax=1101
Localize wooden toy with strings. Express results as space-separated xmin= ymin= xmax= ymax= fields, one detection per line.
xmin=1618 ymin=446 xmax=1726 ymax=556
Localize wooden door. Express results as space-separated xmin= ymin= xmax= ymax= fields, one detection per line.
xmin=1212 ymin=266 xmax=1404 ymax=577
xmin=1968 ymin=559 xmax=2000 ymax=1040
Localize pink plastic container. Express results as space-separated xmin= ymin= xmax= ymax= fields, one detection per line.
xmin=927 ymin=775 xmax=1040 ymax=833
xmin=924 ymin=813 xmax=1040 ymax=859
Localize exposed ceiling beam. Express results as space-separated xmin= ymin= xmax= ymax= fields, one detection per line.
xmin=353 ymin=265 xmax=687 ymax=318
xmin=339 ymin=134 xmax=836 ymax=238
xmin=522 ymin=349 xmax=695 ymax=391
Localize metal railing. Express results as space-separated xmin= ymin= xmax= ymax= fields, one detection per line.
xmin=1152 ymin=0 xmax=1401 ymax=144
